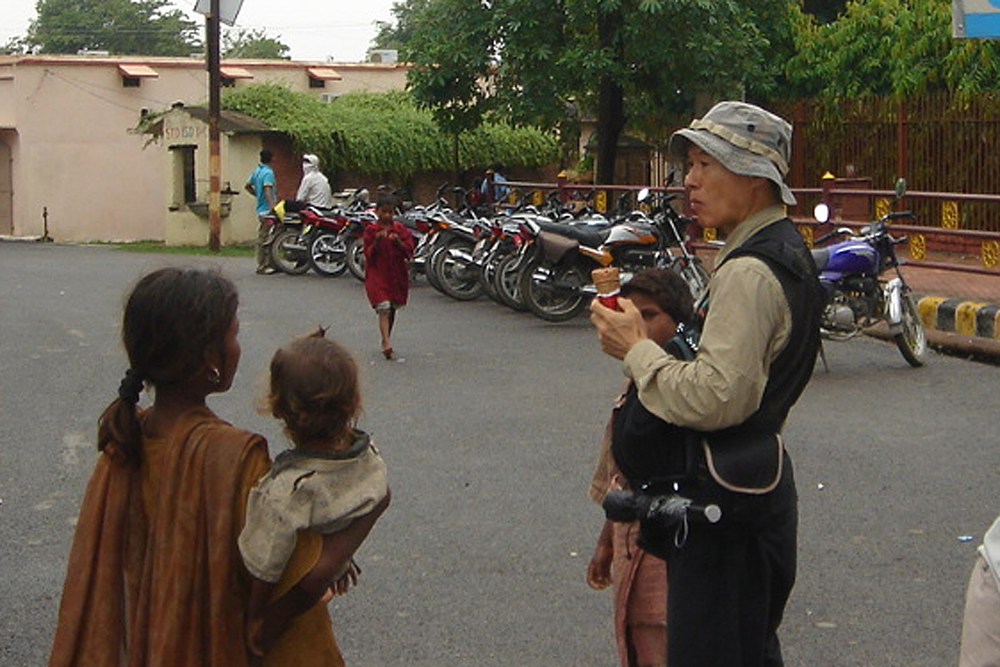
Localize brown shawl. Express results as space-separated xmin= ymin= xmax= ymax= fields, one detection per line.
xmin=48 ymin=406 xmax=270 ymax=667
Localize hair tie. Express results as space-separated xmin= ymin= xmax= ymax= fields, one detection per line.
xmin=118 ymin=368 xmax=144 ymax=404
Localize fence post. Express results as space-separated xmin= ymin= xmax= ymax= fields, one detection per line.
xmin=793 ymin=101 xmax=806 ymax=199
xmin=822 ymin=171 xmax=836 ymax=219
xmin=897 ymin=99 xmax=908 ymax=184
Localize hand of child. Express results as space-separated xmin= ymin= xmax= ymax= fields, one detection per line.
xmin=587 ymin=534 xmax=613 ymax=590
xmin=331 ymin=559 xmax=361 ymax=596
xmin=246 ymin=615 xmax=266 ymax=661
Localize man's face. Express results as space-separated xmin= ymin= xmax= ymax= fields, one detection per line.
xmin=684 ymin=145 xmax=757 ymax=236
xmin=376 ymin=204 xmax=394 ymax=224
xmin=628 ymin=292 xmax=677 ymax=346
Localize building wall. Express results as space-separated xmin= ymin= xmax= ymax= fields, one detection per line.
xmin=0 ymin=55 xmax=409 ymax=242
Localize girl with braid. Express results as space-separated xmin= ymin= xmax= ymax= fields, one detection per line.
xmin=47 ymin=268 xmax=379 ymax=667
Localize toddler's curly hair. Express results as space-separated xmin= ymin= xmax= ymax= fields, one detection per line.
xmin=263 ymin=328 xmax=361 ymax=449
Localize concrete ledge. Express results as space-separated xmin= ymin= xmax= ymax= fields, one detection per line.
xmin=0 ymin=235 xmax=47 ymax=243
xmin=918 ymin=296 xmax=1000 ymax=340
xmin=866 ymin=321 xmax=1000 ymax=363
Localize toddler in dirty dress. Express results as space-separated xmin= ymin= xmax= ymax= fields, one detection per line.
xmin=239 ymin=328 xmax=389 ymax=660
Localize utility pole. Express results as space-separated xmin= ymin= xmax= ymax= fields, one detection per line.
xmin=206 ymin=0 xmax=222 ymax=252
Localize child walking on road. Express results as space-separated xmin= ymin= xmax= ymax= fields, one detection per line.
xmin=239 ymin=329 xmax=390 ymax=664
xmin=363 ymin=192 xmax=415 ymax=359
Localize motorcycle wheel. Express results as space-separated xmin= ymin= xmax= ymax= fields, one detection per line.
xmin=479 ymin=247 xmax=503 ymax=304
xmin=493 ymin=251 xmax=528 ymax=311
xmin=308 ymin=232 xmax=348 ymax=277
xmin=518 ymin=257 xmax=589 ymax=322
xmin=894 ymin=290 xmax=927 ymax=367
xmin=425 ymin=238 xmax=463 ymax=294
xmin=345 ymin=236 xmax=366 ymax=282
xmin=434 ymin=242 xmax=483 ymax=301
xmin=270 ymin=228 xmax=310 ymax=275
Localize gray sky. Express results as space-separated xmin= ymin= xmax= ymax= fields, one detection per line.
xmin=0 ymin=0 xmax=397 ymax=63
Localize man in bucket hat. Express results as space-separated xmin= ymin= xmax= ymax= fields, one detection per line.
xmin=590 ymin=101 xmax=822 ymax=667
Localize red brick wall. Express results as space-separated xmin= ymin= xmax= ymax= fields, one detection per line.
xmin=262 ymin=136 xmax=300 ymax=202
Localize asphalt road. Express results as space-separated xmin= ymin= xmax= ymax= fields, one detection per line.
xmin=2 ymin=242 xmax=998 ymax=667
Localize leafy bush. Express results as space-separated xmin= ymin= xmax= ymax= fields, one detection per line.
xmin=223 ymin=85 xmax=559 ymax=177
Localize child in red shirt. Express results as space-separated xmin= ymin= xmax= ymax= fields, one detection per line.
xmin=363 ymin=192 xmax=415 ymax=359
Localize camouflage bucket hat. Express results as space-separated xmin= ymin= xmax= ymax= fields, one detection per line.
xmin=668 ymin=101 xmax=796 ymax=206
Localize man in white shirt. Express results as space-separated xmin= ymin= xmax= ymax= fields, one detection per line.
xmin=296 ymin=154 xmax=333 ymax=209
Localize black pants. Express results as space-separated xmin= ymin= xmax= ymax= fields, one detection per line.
xmin=664 ymin=453 xmax=798 ymax=667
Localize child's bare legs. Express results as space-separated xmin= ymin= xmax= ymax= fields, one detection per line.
xmin=377 ymin=303 xmax=397 ymax=358
xmin=378 ymin=311 xmax=392 ymax=357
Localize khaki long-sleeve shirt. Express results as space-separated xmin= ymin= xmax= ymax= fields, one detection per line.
xmin=623 ymin=205 xmax=793 ymax=432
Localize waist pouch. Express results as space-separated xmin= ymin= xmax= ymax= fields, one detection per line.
xmin=703 ymin=430 xmax=783 ymax=494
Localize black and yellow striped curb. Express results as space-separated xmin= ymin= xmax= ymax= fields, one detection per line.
xmin=918 ymin=296 xmax=1000 ymax=340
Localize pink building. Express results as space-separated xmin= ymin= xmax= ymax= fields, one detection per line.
xmin=0 ymin=54 xmax=408 ymax=243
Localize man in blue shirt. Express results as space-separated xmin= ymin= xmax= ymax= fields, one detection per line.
xmin=480 ymin=163 xmax=510 ymax=204
xmin=245 ymin=149 xmax=277 ymax=274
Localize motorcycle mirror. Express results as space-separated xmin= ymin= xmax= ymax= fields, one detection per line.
xmin=895 ymin=178 xmax=907 ymax=199
xmin=813 ymin=203 xmax=830 ymax=223
xmin=637 ymin=187 xmax=650 ymax=203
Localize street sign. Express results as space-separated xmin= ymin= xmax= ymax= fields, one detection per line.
xmin=193 ymin=0 xmax=245 ymax=26
xmin=953 ymin=0 xmax=1000 ymax=38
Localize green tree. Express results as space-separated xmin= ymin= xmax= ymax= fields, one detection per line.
xmin=399 ymin=0 xmax=495 ymax=178
xmin=372 ymin=0 xmax=430 ymax=52
xmin=2 ymin=36 xmax=30 ymax=55
xmin=786 ymin=0 xmax=1000 ymax=98
xmin=26 ymin=0 xmax=200 ymax=55
xmin=388 ymin=0 xmax=797 ymax=183
xmin=222 ymin=28 xmax=290 ymax=59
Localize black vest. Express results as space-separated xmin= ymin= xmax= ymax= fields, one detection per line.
xmin=702 ymin=217 xmax=822 ymax=491
xmin=611 ymin=336 xmax=699 ymax=492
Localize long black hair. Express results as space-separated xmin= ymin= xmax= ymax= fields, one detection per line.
xmin=98 ymin=268 xmax=239 ymax=467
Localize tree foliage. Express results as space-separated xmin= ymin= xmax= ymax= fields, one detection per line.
xmin=372 ymin=0 xmax=430 ymax=52
xmin=222 ymin=84 xmax=559 ymax=178
xmin=400 ymin=0 xmax=495 ymax=136
xmin=26 ymin=0 xmax=200 ymax=55
xmin=222 ymin=28 xmax=290 ymax=60
xmin=785 ymin=0 xmax=1000 ymax=98
xmin=383 ymin=0 xmax=798 ymax=182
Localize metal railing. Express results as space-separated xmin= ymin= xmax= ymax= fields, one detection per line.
xmin=499 ymin=179 xmax=1000 ymax=277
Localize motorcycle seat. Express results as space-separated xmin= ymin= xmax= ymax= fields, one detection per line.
xmin=305 ymin=205 xmax=340 ymax=217
xmin=537 ymin=220 xmax=609 ymax=246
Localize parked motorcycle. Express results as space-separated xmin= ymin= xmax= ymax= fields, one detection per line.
xmin=516 ymin=190 xmax=707 ymax=322
xmin=810 ymin=180 xmax=927 ymax=367
xmin=267 ymin=203 xmax=310 ymax=275
xmin=296 ymin=206 xmax=350 ymax=277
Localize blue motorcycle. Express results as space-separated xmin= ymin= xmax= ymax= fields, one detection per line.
xmin=811 ymin=182 xmax=927 ymax=367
